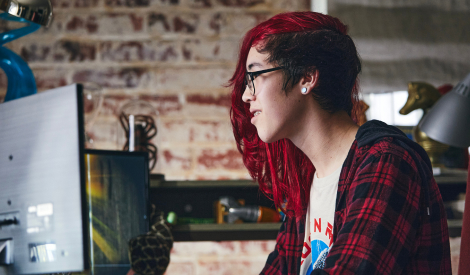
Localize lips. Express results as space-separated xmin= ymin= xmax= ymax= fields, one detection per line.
xmin=250 ymin=109 xmax=261 ymax=124
xmin=250 ymin=109 xmax=261 ymax=117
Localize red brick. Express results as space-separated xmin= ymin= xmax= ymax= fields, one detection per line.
xmin=99 ymin=38 xmax=237 ymax=63
xmin=155 ymin=68 xmax=233 ymax=91
xmin=146 ymin=12 xmax=267 ymax=38
xmin=65 ymin=15 xmax=99 ymax=34
xmin=216 ymin=0 xmax=264 ymax=7
xmin=33 ymin=68 xmax=69 ymax=91
xmin=72 ymin=68 xmax=151 ymax=89
xmin=100 ymin=94 xmax=182 ymax=117
xmin=187 ymin=0 xmax=213 ymax=8
xmin=198 ymin=12 xmax=270 ymax=37
xmin=198 ymin=260 xmax=266 ymax=275
xmin=99 ymin=94 xmax=130 ymax=116
xmin=51 ymin=0 xmax=100 ymax=8
xmin=164 ymin=261 xmax=195 ymax=275
xmin=171 ymin=241 xmax=239 ymax=256
xmin=139 ymin=94 xmax=183 ymax=116
xmin=160 ymin=119 xmax=233 ymax=143
xmin=43 ymin=13 xmax=145 ymax=36
xmin=181 ymin=38 xmax=239 ymax=62
xmin=184 ymin=93 xmax=232 ymax=117
xmin=196 ymin=148 xmax=244 ymax=170
xmin=189 ymin=170 xmax=251 ymax=180
xmin=100 ymin=41 xmax=178 ymax=62
xmin=19 ymin=40 xmax=96 ymax=63
xmin=149 ymin=12 xmax=199 ymax=34
xmin=187 ymin=94 xmax=230 ymax=107
xmin=161 ymin=148 xmax=192 ymax=170
xmin=149 ymin=0 xmax=180 ymax=6
xmin=104 ymin=0 xmax=149 ymax=7
xmin=271 ymin=0 xmax=311 ymax=11
xmin=240 ymin=240 xmax=276 ymax=255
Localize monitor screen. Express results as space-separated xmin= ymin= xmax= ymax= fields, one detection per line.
xmin=83 ymin=149 xmax=149 ymax=275
xmin=0 ymin=84 xmax=88 ymax=274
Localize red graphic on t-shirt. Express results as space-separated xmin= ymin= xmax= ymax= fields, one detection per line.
xmin=325 ymin=222 xmax=333 ymax=247
xmin=301 ymin=235 xmax=311 ymax=259
xmin=314 ymin=218 xmax=321 ymax=232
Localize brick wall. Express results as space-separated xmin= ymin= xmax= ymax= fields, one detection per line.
xmin=0 ymin=1 xmax=309 ymax=274
xmin=0 ymin=0 xmax=310 ymax=180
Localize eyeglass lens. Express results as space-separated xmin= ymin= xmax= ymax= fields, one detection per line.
xmin=245 ymin=74 xmax=255 ymax=95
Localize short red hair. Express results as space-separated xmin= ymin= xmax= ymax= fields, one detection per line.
xmin=229 ymin=12 xmax=360 ymax=217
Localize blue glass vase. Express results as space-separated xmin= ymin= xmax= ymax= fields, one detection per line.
xmin=0 ymin=12 xmax=41 ymax=102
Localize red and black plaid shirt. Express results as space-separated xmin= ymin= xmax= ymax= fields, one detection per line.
xmin=261 ymin=121 xmax=452 ymax=275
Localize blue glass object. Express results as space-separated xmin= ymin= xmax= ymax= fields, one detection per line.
xmin=0 ymin=12 xmax=41 ymax=102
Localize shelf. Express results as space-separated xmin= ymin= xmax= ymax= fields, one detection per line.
xmin=171 ymin=222 xmax=282 ymax=242
xmin=448 ymin=219 xmax=463 ymax=238
xmin=150 ymin=175 xmax=257 ymax=188
xmin=433 ymin=168 xmax=468 ymax=184
xmin=150 ymin=174 xmax=466 ymax=241
xmin=169 ymin=219 xmax=462 ymax=241
xmin=150 ymin=170 xmax=468 ymax=188
xmin=447 ymin=219 xmax=463 ymax=228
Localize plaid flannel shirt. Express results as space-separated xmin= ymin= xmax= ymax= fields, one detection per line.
xmin=260 ymin=121 xmax=452 ymax=275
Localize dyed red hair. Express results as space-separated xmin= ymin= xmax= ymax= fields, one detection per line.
xmin=229 ymin=12 xmax=360 ymax=217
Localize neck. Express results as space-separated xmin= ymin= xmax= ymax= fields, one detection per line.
xmin=289 ymin=109 xmax=359 ymax=178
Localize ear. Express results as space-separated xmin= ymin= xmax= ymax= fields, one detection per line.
xmin=299 ymin=69 xmax=319 ymax=95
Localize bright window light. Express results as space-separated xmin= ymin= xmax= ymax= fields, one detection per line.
xmin=362 ymin=91 xmax=423 ymax=126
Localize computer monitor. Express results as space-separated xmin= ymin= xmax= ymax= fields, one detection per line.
xmin=83 ymin=149 xmax=149 ymax=275
xmin=0 ymin=84 xmax=88 ymax=274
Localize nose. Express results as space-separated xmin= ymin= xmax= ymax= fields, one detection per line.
xmin=242 ymin=85 xmax=254 ymax=103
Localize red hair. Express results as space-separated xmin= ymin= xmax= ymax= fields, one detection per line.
xmin=229 ymin=12 xmax=360 ymax=217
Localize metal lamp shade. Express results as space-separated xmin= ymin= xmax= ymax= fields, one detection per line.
xmin=419 ymin=73 xmax=470 ymax=148
xmin=0 ymin=0 xmax=53 ymax=27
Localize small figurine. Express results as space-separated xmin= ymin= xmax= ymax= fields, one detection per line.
xmin=399 ymin=82 xmax=449 ymax=167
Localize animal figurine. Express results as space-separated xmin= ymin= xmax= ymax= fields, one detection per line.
xmin=399 ymin=82 xmax=449 ymax=167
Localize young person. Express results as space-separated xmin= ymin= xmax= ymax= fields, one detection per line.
xmin=228 ymin=11 xmax=451 ymax=274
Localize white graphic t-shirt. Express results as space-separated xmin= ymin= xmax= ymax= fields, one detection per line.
xmin=299 ymin=166 xmax=341 ymax=275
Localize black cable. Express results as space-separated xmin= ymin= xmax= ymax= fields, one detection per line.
xmin=0 ymin=217 xmax=18 ymax=227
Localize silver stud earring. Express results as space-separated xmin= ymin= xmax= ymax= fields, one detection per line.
xmin=301 ymin=87 xmax=307 ymax=94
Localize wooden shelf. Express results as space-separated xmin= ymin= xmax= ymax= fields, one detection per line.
xmin=150 ymin=170 xmax=468 ymax=188
xmin=150 ymin=174 xmax=466 ymax=241
xmin=448 ymin=219 xmax=463 ymax=238
xmin=171 ymin=223 xmax=282 ymax=242
xmin=433 ymin=168 xmax=468 ymax=184
xmin=150 ymin=179 xmax=257 ymax=188
xmin=170 ymin=219 xmax=462 ymax=241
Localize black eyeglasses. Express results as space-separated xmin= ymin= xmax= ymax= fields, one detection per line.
xmin=245 ymin=67 xmax=283 ymax=96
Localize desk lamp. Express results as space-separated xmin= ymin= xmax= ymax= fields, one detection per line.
xmin=0 ymin=0 xmax=53 ymax=102
xmin=419 ymin=73 xmax=470 ymax=275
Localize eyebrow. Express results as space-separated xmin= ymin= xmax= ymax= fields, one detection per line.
xmin=247 ymin=62 xmax=264 ymax=71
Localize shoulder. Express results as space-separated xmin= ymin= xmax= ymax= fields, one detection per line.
xmin=354 ymin=137 xmax=421 ymax=172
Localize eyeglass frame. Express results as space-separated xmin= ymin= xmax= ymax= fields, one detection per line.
xmin=245 ymin=66 xmax=284 ymax=96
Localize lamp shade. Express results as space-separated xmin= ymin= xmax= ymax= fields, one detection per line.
xmin=0 ymin=0 xmax=53 ymax=27
xmin=419 ymin=73 xmax=470 ymax=148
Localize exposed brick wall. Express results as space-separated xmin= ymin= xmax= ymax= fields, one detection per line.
xmin=0 ymin=1 xmax=309 ymax=274
xmin=0 ymin=0 xmax=310 ymax=180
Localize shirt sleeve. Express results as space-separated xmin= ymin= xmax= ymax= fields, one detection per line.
xmin=318 ymin=152 xmax=422 ymax=274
